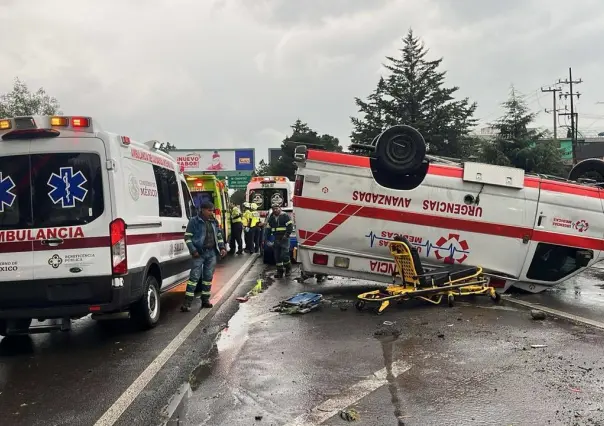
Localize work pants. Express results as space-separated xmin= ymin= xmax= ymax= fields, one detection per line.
xmin=184 ymin=250 xmax=217 ymax=305
xmin=273 ymin=235 xmax=291 ymax=276
xmin=229 ymin=222 xmax=243 ymax=253
xmin=252 ymin=226 xmax=261 ymax=253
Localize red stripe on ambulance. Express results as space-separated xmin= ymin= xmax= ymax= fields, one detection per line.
xmin=305 ymin=150 xmax=603 ymax=199
xmin=304 ymin=204 xmax=362 ymax=247
xmin=294 ymin=196 xmax=604 ymax=251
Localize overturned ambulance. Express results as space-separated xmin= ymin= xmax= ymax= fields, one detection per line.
xmin=292 ymin=125 xmax=604 ymax=293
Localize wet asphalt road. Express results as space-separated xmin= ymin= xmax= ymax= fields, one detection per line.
xmin=2 ymin=256 xmax=604 ymax=426
xmin=178 ymin=266 xmax=604 ymax=426
xmin=0 ymin=253 xmax=258 ymax=426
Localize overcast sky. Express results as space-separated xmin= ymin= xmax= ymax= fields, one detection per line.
xmin=1 ymin=0 xmax=603 ymax=161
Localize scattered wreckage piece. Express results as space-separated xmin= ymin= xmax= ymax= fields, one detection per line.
xmin=270 ymin=292 xmax=323 ymax=314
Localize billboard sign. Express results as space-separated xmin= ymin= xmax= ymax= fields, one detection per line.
xmin=170 ymin=149 xmax=255 ymax=172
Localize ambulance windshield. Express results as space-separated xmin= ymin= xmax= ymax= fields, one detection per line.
xmin=248 ymin=188 xmax=288 ymax=210
xmin=0 ymin=153 xmax=104 ymax=230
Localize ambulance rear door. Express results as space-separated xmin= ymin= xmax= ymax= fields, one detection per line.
xmin=0 ymin=138 xmax=33 ymax=284
xmin=29 ymin=134 xmax=113 ymax=289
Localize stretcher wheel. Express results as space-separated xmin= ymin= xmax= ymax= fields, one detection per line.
xmin=355 ymin=300 xmax=366 ymax=311
xmin=447 ymin=294 xmax=455 ymax=307
xmin=490 ymin=291 xmax=501 ymax=303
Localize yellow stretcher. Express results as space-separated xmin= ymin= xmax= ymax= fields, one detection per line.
xmin=356 ymin=238 xmax=501 ymax=314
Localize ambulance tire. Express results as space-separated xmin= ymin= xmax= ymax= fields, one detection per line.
xmin=568 ymin=159 xmax=604 ymax=183
xmin=374 ymin=125 xmax=426 ymax=175
xmin=130 ymin=275 xmax=161 ymax=330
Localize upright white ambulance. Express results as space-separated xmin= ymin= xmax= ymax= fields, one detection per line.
xmin=0 ymin=115 xmax=197 ymax=336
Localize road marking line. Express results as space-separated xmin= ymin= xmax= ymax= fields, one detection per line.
xmin=283 ymin=360 xmax=411 ymax=426
xmin=94 ymin=255 xmax=258 ymax=426
xmin=506 ymin=297 xmax=604 ymax=330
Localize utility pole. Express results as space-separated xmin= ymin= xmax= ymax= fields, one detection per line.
xmin=557 ymin=67 xmax=582 ymax=164
xmin=541 ymin=86 xmax=562 ymax=141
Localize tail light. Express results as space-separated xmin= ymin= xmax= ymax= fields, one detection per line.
xmin=214 ymin=209 xmax=222 ymax=227
xmin=312 ymin=253 xmax=328 ymax=265
xmin=488 ymin=277 xmax=506 ymax=288
xmin=294 ymin=175 xmax=304 ymax=196
xmin=110 ymin=218 xmax=128 ymax=275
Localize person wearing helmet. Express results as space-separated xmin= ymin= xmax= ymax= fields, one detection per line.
xmin=265 ymin=202 xmax=294 ymax=278
xmin=250 ymin=202 xmax=261 ymax=253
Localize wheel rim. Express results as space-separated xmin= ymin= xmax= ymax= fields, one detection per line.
xmin=147 ymin=285 xmax=159 ymax=321
xmin=386 ymin=134 xmax=416 ymax=166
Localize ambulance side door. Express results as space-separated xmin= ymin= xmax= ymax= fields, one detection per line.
xmin=519 ymin=182 xmax=603 ymax=285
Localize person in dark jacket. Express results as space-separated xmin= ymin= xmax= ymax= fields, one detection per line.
xmin=264 ymin=203 xmax=294 ymax=278
xmin=182 ymin=201 xmax=227 ymax=312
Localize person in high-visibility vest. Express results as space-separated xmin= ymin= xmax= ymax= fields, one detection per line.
xmin=250 ymin=202 xmax=261 ymax=253
xmin=242 ymin=202 xmax=254 ymax=254
xmin=228 ymin=203 xmax=243 ymax=255
xmin=265 ymin=203 xmax=294 ymax=277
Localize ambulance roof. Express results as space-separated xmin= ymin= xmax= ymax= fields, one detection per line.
xmin=0 ymin=115 xmax=177 ymax=166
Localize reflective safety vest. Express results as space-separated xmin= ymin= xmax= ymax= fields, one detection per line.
xmin=231 ymin=206 xmax=242 ymax=224
xmin=250 ymin=210 xmax=260 ymax=227
xmin=242 ymin=210 xmax=253 ymax=227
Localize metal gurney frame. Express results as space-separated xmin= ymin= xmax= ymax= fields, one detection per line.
xmin=356 ymin=239 xmax=501 ymax=314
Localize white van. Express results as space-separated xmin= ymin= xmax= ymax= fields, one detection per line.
xmin=0 ymin=115 xmax=196 ymax=336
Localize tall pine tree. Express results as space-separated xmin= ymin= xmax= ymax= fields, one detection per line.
xmin=480 ymin=87 xmax=564 ymax=176
xmin=350 ymin=29 xmax=477 ymax=157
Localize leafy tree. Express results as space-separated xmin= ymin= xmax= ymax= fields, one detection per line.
xmin=0 ymin=77 xmax=61 ymax=117
xmin=350 ymin=29 xmax=478 ymax=157
xmin=269 ymin=119 xmax=343 ymax=180
xmin=230 ymin=189 xmax=246 ymax=206
xmin=253 ymin=159 xmax=270 ymax=177
xmin=158 ymin=142 xmax=177 ymax=154
xmin=480 ymin=87 xmax=564 ymax=176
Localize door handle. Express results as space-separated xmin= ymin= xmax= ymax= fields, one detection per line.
xmin=182 ymin=225 xmax=187 ymax=230
xmin=41 ymin=237 xmax=64 ymax=247
xmin=537 ymin=215 xmax=545 ymax=227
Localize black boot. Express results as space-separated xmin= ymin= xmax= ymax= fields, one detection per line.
xmin=180 ymin=298 xmax=193 ymax=312
xmin=201 ymin=299 xmax=213 ymax=309
xmin=285 ymin=265 xmax=292 ymax=277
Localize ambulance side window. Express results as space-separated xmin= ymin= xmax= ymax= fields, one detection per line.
xmin=180 ymin=181 xmax=195 ymax=219
xmin=152 ymin=165 xmax=182 ymax=218
xmin=526 ymin=243 xmax=588 ymax=282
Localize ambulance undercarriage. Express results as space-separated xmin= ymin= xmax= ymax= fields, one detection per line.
xmin=292 ymin=126 xmax=604 ymax=294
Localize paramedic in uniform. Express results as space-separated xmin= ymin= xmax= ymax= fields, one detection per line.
xmin=250 ymin=202 xmax=261 ymax=253
xmin=182 ymin=200 xmax=227 ymax=312
xmin=265 ymin=202 xmax=294 ymax=277
xmin=229 ymin=203 xmax=243 ymax=255
xmin=242 ymin=202 xmax=253 ymax=253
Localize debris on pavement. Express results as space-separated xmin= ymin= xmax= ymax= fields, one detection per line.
xmin=531 ymin=344 xmax=548 ymax=349
xmin=339 ymin=408 xmax=360 ymax=421
xmin=237 ymin=280 xmax=264 ymax=303
xmin=270 ymin=292 xmax=323 ymax=314
xmin=236 ymin=297 xmax=249 ymax=303
xmin=254 ymin=415 xmax=263 ymax=421
xmin=383 ymin=321 xmax=395 ymax=326
xmin=531 ymin=309 xmax=547 ymax=320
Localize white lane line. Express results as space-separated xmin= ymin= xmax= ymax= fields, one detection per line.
xmin=506 ymin=297 xmax=604 ymax=330
xmin=283 ymin=360 xmax=412 ymax=426
xmin=94 ymin=255 xmax=258 ymax=426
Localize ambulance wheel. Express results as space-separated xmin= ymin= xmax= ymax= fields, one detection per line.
xmin=131 ymin=275 xmax=161 ymax=330
xmin=0 ymin=319 xmax=32 ymax=336
xmin=568 ymin=158 xmax=604 ymax=183
xmin=355 ymin=300 xmax=366 ymax=311
xmin=375 ymin=125 xmax=426 ymax=175
xmin=447 ymin=294 xmax=455 ymax=307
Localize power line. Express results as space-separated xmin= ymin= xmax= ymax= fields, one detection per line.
xmin=556 ymin=67 xmax=582 ymax=164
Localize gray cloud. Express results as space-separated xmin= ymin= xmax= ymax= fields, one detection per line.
xmin=1 ymin=0 xmax=603 ymax=162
